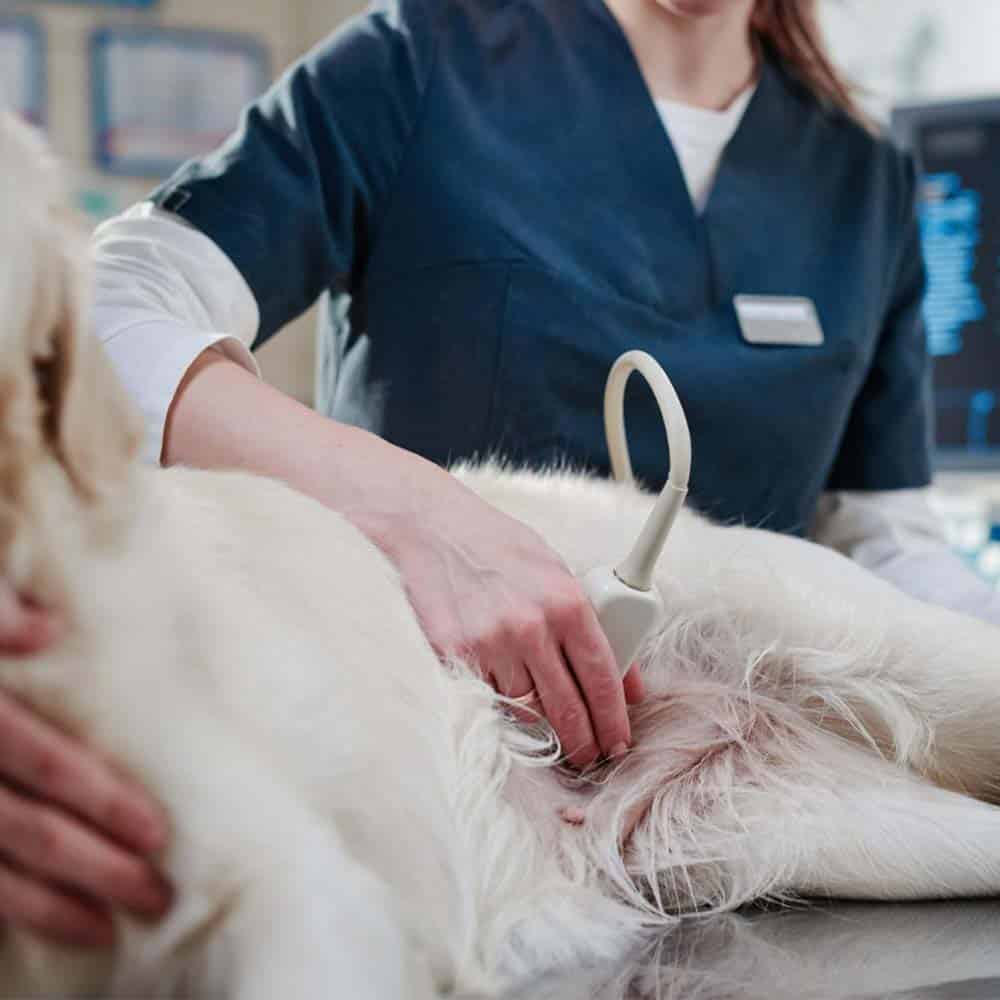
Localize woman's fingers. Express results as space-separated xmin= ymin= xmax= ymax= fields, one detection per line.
xmin=519 ymin=624 xmax=600 ymax=767
xmin=0 ymin=588 xmax=172 ymax=948
xmin=0 ymin=858 xmax=115 ymax=949
xmin=0 ymin=696 xmax=172 ymax=947
xmin=483 ymin=645 xmax=534 ymax=701
xmin=417 ymin=586 xmax=633 ymax=766
xmin=0 ymin=784 xmax=171 ymax=922
xmin=468 ymin=581 xmax=633 ymax=765
xmin=553 ymin=592 xmax=632 ymax=758
xmin=623 ymin=664 xmax=646 ymax=705
xmin=486 ymin=654 xmax=540 ymax=724
xmin=373 ymin=489 xmax=641 ymax=769
xmin=0 ymin=692 xmax=167 ymax=856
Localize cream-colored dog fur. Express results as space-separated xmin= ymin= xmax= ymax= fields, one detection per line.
xmin=1 ymin=114 xmax=999 ymax=999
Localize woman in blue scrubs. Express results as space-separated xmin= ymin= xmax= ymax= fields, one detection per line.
xmin=3 ymin=0 xmax=997 ymax=946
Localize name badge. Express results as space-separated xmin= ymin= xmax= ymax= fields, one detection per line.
xmin=734 ymin=295 xmax=824 ymax=346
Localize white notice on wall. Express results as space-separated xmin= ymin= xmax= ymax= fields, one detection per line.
xmin=93 ymin=28 xmax=268 ymax=177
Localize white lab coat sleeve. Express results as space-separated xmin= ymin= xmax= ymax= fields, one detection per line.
xmin=91 ymin=202 xmax=262 ymax=464
xmin=813 ymin=488 xmax=1000 ymax=626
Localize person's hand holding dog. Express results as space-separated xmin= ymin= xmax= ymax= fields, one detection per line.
xmin=0 ymin=581 xmax=172 ymax=947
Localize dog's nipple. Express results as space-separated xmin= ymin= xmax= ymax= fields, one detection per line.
xmin=559 ymin=806 xmax=587 ymax=826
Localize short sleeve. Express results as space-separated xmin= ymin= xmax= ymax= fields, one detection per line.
xmin=149 ymin=0 xmax=438 ymax=346
xmin=826 ymin=152 xmax=934 ymax=492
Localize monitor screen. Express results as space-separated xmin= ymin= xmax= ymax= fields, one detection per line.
xmin=892 ymin=99 xmax=1000 ymax=470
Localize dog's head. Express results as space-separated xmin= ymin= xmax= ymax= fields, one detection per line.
xmin=0 ymin=113 xmax=142 ymax=570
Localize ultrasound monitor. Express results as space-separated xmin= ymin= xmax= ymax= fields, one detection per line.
xmin=892 ymin=98 xmax=1000 ymax=471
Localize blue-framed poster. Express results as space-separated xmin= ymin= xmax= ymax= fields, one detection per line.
xmin=91 ymin=27 xmax=269 ymax=177
xmin=0 ymin=16 xmax=46 ymax=126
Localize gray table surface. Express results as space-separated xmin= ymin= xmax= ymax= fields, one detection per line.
xmin=501 ymin=902 xmax=1000 ymax=1000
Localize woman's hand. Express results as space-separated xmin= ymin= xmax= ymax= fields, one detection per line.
xmin=355 ymin=483 xmax=646 ymax=767
xmin=0 ymin=584 xmax=171 ymax=947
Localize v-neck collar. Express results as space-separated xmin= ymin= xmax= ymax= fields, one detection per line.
xmin=580 ymin=0 xmax=794 ymax=314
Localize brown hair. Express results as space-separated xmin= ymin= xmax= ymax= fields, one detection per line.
xmin=751 ymin=0 xmax=872 ymax=129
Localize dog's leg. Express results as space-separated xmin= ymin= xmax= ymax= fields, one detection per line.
xmin=597 ymin=689 xmax=1000 ymax=911
xmin=2 ymin=771 xmax=442 ymax=999
xmin=769 ymin=754 xmax=1000 ymax=902
xmin=163 ymin=824 xmax=439 ymax=1000
xmin=651 ymin=520 xmax=1000 ymax=802
xmin=704 ymin=746 xmax=1000 ymax=907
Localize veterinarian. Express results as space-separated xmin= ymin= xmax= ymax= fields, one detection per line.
xmin=3 ymin=0 xmax=999 ymax=948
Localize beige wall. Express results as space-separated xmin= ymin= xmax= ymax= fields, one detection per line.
xmin=300 ymin=1 xmax=364 ymax=54
xmin=5 ymin=0 xmax=364 ymax=404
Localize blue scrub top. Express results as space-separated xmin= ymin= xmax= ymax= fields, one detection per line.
xmin=152 ymin=0 xmax=932 ymax=536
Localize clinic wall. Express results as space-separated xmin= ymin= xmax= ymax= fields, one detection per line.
xmin=0 ymin=0 xmax=362 ymax=404
xmin=301 ymin=0 xmax=364 ymax=54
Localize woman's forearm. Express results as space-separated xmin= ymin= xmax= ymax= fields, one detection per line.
xmin=163 ymin=348 xmax=452 ymax=524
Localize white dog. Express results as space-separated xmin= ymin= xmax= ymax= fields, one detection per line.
xmin=1 ymin=113 xmax=999 ymax=999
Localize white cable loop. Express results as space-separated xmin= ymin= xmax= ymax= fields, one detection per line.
xmin=603 ymin=351 xmax=692 ymax=591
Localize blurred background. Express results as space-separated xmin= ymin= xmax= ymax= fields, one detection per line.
xmin=3 ymin=0 xmax=997 ymax=402
xmin=1 ymin=0 xmax=999 ymax=574
xmin=0 ymin=0 xmax=1000 ymax=401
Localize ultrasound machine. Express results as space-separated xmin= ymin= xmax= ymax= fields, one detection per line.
xmin=893 ymin=97 xmax=1000 ymax=581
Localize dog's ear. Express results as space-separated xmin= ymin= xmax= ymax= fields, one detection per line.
xmin=33 ymin=227 xmax=143 ymax=502
xmin=0 ymin=112 xmax=141 ymax=509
